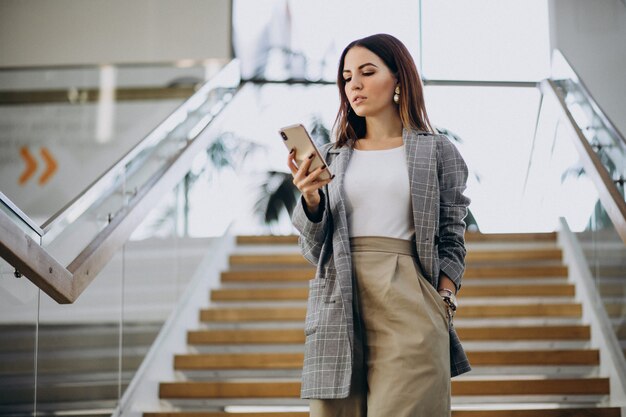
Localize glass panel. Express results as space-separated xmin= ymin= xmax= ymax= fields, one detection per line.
xmin=120 ymin=184 xmax=179 ymax=402
xmin=421 ymin=0 xmax=550 ymax=81
xmin=0 ymin=257 xmax=38 ymax=417
xmin=577 ymin=198 xmax=626 ymax=361
xmin=551 ymin=51 xmax=626 ymax=192
xmin=33 ymin=251 xmax=123 ymax=415
xmin=0 ymin=60 xmax=228 ymax=224
xmin=40 ymin=61 xmax=240 ymax=264
xmin=120 ymin=157 xmax=231 ymax=399
xmin=522 ymin=89 xmax=599 ymax=231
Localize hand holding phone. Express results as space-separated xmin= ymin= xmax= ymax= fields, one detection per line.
xmin=281 ymin=123 xmax=334 ymax=210
xmin=280 ymin=124 xmax=333 ymax=180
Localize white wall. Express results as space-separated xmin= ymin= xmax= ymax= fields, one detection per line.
xmin=0 ymin=0 xmax=232 ymax=67
xmin=548 ymin=0 xmax=626 ymax=137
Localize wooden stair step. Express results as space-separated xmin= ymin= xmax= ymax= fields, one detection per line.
xmin=457 ymin=325 xmax=590 ymax=340
xmin=159 ymin=377 xmax=609 ymax=398
xmin=229 ymin=248 xmax=563 ymax=266
xmin=464 ymin=266 xmax=567 ymax=278
xmin=467 ymin=349 xmax=599 ymax=365
xmin=188 ymin=328 xmax=304 ymax=344
xmin=144 ymin=413 xmax=308 ymax=417
xmin=175 ymin=352 xmax=302 ymax=369
xmin=237 ymin=235 xmax=300 ymax=245
xmin=200 ymin=304 xmax=582 ymax=322
xmin=174 ymin=349 xmax=599 ymax=370
xmin=464 ymin=232 xmax=558 ymax=242
xmin=221 ymin=266 xmax=568 ymax=282
xmin=200 ymin=307 xmax=306 ymax=322
xmin=236 ymin=232 xmax=557 ymax=245
xmin=144 ymin=408 xmax=621 ymax=417
xmin=452 ymin=410 xmax=620 ymax=417
xmin=188 ymin=325 xmax=591 ymax=344
xmin=210 ymin=284 xmax=575 ymax=301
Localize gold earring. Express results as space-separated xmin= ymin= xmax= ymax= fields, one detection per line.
xmin=393 ymin=86 xmax=400 ymax=104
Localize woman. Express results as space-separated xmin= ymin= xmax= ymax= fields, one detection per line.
xmin=288 ymin=33 xmax=471 ymax=417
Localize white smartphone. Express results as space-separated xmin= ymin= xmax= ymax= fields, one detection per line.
xmin=279 ymin=123 xmax=334 ymax=181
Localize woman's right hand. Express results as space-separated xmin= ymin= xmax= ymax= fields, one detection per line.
xmin=287 ymin=148 xmax=333 ymax=213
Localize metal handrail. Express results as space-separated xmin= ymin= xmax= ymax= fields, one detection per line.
xmin=0 ymin=60 xmax=240 ymax=303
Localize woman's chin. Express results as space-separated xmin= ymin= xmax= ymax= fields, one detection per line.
xmin=352 ymin=109 xmax=367 ymax=118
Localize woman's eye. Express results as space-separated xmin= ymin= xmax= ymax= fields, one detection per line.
xmin=363 ymin=73 xmax=373 ymax=76
xmin=344 ymin=78 xmax=351 ymax=82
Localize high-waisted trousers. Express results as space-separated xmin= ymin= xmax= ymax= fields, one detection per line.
xmin=309 ymin=236 xmax=451 ymax=417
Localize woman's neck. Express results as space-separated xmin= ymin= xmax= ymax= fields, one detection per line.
xmin=364 ymin=112 xmax=403 ymax=141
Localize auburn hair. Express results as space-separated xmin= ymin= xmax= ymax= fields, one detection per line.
xmin=332 ymin=33 xmax=434 ymax=148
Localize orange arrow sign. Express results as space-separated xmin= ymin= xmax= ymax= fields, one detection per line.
xmin=39 ymin=147 xmax=57 ymax=185
xmin=19 ymin=147 xmax=37 ymax=185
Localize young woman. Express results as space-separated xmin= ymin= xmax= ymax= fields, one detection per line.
xmin=288 ymin=33 xmax=471 ymax=417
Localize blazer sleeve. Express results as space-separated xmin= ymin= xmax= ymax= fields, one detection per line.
xmin=436 ymin=135 xmax=471 ymax=293
xmin=291 ymin=143 xmax=333 ymax=266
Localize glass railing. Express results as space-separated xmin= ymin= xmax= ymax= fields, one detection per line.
xmin=545 ymin=51 xmax=626 ymax=245
xmin=525 ymin=50 xmax=626 ymax=367
xmin=551 ymin=50 xmax=626 ymax=189
xmin=0 ymin=60 xmax=241 ymax=415
xmin=0 ymin=173 xmax=227 ymax=416
xmin=0 ymin=59 xmax=229 ymax=224
xmin=576 ymin=204 xmax=626 ymax=350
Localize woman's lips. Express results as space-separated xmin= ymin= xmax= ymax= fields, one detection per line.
xmin=353 ymin=97 xmax=366 ymax=105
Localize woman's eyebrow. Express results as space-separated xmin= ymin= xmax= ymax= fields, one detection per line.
xmin=343 ymin=63 xmax=378 ymax=73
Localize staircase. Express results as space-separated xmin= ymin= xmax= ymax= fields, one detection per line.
xmin=146 ymin=232 xmax=622 ymax=417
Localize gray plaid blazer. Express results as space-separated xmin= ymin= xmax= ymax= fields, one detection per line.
xmin=291 ymin=128 xmax=472 ymax=399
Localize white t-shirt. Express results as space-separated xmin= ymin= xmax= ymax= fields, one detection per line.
xmin=343 ymin=145 xmax=415 ymax=239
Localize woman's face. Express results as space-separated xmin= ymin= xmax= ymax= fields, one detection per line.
xmin=343 ymin=46 xmax=398 ymax=118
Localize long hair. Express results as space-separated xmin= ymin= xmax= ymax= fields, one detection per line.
xmin=332 ymin=33 xmax=434 ymax=148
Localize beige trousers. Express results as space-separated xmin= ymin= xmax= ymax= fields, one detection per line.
xmin=310 ymin=236 xmax=451 ymax=417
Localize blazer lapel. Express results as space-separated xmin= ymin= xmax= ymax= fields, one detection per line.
xmin=327 ymin=145 xmax=352 ymax=258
